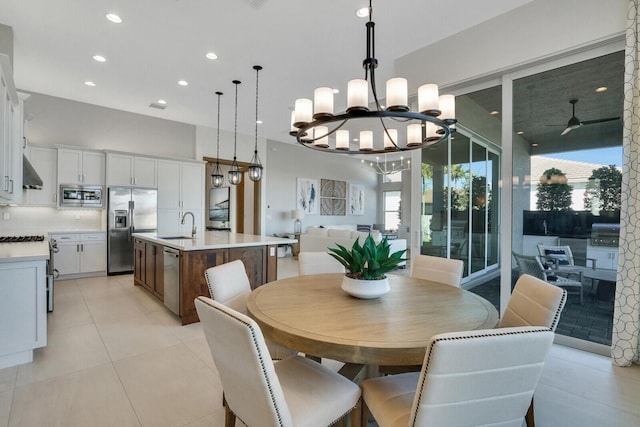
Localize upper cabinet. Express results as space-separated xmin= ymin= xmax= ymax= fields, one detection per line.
xmin=0 ymin=54 xmax=24 ymax=203
xmin=106 ymin=152 xmax=157 ymax=188
xmin=57 ymin=148 xmax=105 ymax=186
xmin=157 ymin=160 xmax=204 ymax=210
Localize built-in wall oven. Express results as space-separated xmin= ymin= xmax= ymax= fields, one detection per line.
xmin=59 ymin=185 xmax=104 ymax=208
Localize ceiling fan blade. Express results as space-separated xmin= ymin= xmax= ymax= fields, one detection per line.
xmin=581 ymin=117 xmax=620 ymax=125
xmin=560 ymin=127 xmax=573 ymax=136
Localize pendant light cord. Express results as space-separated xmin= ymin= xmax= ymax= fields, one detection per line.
xmin=215 ymin=91 xmax=222 ymax=166
xmin=254 ymin=67 xmax=259 ymax=154
xmin=233 ymin=80 xmax=240 ymax=161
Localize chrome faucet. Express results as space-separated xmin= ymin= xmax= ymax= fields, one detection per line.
xmin=181 ymin=211 xmax=196 ymax=239
xmin=542 ymin=219 xmax=548 ymax=235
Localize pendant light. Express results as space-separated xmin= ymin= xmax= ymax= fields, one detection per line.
xmin=211 ymin=91 xmax=225 ymax=187
xmin=228 ymin=80 xmax=242 ymax=186
xmin=248 ymin=65 xmax=264 ymax=182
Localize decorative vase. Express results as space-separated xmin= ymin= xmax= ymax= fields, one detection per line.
xmin=341 ymin=275 xmax=390 ymax=299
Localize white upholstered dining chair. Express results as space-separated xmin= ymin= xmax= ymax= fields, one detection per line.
xmin=499 ymin=273 xmax=567 ymax=427
xmin=204 ymin=260 xmax=294 ymax=360
xmin=410 ymin=254 xmax=464 ymax=287
xmin=360 ymin=326 xmax=555 ymax=427
xmin=195 ymin=296 xmax=361 ymax=427
xmin=298 ymin=251 xmax=346 ymax=276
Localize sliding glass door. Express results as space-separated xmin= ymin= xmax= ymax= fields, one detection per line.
xmin=420 ymin=126 xmax=500 ymax=280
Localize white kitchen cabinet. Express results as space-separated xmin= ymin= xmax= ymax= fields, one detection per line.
xmin=157 ymin=160 xmax=204 ymax=234
xmin=0 ymin=259 xmax=47 ymax=369
xmin=23 ymin=145 xmax=57 ymax=206
xmin=50 ymin=232 xmax=106 ymax=277
xmin=57 ymin=148 xmax=105 ymax=186
xmin=587 ymin=244 xmax=619 ymax=270
xmin=0 ymin=55 xmax=24 ymax=203
xmin=106 ymin=152 xmax=157 ymax=188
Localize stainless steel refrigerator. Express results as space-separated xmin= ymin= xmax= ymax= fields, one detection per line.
xmin=107 ymin=187 xmax=157 ymax=275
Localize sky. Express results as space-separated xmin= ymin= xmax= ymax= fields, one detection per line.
xmin=548 ymin=147 xmax=623 ymax=167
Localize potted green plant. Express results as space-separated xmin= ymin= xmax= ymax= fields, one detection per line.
xmin=328 ymin=235 xmax=407 ymax=299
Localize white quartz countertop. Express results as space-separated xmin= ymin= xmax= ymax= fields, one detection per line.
xmin=0 ymin=241 xmax=50 ymax=263
xmin=133 ymin=231 xmax=297 ymax=251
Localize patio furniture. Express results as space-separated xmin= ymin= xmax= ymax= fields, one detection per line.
xmin=204 ymin=260 xmax=294 ymax=360
xmin=359 ymin=326 xmax=555 ymax=427
xmin=512 ymin=252 xmax=584 ymax=304
xmin=297 ymin=251 xmax=345 ymax=276
xmin=536 ymin=244 xmax=593 ymax=281
xmin=410 ymin=254 xmax=464 ymax=287
xmin=195 ymin=296 xmax=361 ymax=427
xmin=500 ymin=273 xmax=567 ymax=427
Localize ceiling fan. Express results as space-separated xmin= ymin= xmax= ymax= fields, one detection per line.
xmin=557 ymin=99 xmax=620 ymax=136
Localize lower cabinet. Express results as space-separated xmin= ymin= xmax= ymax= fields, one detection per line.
xmin=586 ymin=245 xmax=619 ymax=270
xmin=0 ymin=259 xmax=47 ymax=369
xmin=51 ymin=232 xmax=106 ymax=278
xmin=133 ymin=239 xmax=163 ymax=298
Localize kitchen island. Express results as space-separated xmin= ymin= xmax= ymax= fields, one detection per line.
xmin=132 ymin=231 xmax=295 ymax=325
xmin=0 ymin=241 xmax=49 ymax=368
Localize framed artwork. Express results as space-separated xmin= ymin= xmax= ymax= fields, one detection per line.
xmin=320 ymin=179 xmax=347 ymax=216
xmin=297 ymin=178 xmax=319 ymax=214
xmin=349 ymin=183 xmax=365 ymax=215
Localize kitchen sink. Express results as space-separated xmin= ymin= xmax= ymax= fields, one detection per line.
xmin=159 ymin=236 xmax=193 ymax=240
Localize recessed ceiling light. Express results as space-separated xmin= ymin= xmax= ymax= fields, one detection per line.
xmin=178 ymin=80 xmax=189 ymax=86
xmin=490 ymin=110 xmax=499 ymax=115
xmin=106 ymin=13 xmax=122 ymax=23
xmin=353 ymin=138 xmax=359 ymax=142
xmin=516 ymin=131 xmax=524 ymax=135
xmin=332 ymin=88 xmax=340 ymax=94
xmin=157 ymin=99 xmax=167 ymax=105
xmin=93 ymin=55 xmax=106 ymax=62
xmin=595 ymin=86 xmax=608 ymax=93
xmin=355 ymin=7 xmax=369 ymax=18
xmin=256 ymin=120 xmax=263 ymax=124
xmin=205 ymin=52 xmax=218 ymax=60
xmin=84 ymin=81 xmax=96 ymax=87
xmin=531 ymin=143 xmax=539 ymax=147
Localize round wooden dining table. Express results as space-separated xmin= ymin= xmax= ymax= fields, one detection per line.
xmin=246 ymin=273 xmax=499 ymax=366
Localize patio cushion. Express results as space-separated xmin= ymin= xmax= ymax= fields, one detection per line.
xmin=544 ymin=249 xmax=570 ymax=265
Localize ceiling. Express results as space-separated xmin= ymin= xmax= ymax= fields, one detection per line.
xmin=463 ymin=51 xmax=624 ymax=155
xmin=0 ymin=0 xmax=533 ymax=146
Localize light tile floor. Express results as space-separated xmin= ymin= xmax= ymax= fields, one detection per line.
xmin=0 ymin=257 xmax=638 ymax=426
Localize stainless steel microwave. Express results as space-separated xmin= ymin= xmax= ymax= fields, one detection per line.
xmin=59 ymin=185 xmax=104 ymax=208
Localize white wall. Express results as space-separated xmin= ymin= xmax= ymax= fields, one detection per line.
xmin=396 ymin=0 xmax=627 ymax=90
xmin=24 ymin=92 xmax=196 ymax=159
xmin=0 ymin=206 xmax=103 ymax=234
xmin=264 ymin=140 xmax=378 ymax=236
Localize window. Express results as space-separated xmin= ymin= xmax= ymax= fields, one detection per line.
xmin=383 ymin=191 xmax=401 ymax=232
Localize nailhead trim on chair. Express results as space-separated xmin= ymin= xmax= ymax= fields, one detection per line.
xmin=206 ymin=299 xmax=286 ymax=427
xmin=411 ymin=327 xmax=552 ymax=427
xmin=549 ymin=289 xmax=567 ymax=331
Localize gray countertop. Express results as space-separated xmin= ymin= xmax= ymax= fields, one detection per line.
xmin=133 ymin=231 xmax=296 ymax=251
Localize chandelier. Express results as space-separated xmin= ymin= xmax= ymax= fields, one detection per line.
xmin=289 ymin=0 xmax=456 ymax=154
xmin=362 ymin=154 xmax=410 ymax=176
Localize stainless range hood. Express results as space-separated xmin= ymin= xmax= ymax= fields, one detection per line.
xmin=23 ymin=155 xmax=43 ymax=189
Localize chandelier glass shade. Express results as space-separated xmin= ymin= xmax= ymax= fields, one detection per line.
xmin=228 ymin=80 xmax=242 ymax=186
xmin=289 ymin=0 xmax=456 ymax=154
xmin=211 ymin=91 xmax=225 ymax=188
xmin=248 ymin=65 xmax=264 ymax=182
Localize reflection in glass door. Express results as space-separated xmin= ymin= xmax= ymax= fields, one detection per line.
xmin=420 ymin=126 xmax=500 ymax=280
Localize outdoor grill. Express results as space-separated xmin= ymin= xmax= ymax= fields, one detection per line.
xmin=590 ymin=223 xmax=620 ymax=247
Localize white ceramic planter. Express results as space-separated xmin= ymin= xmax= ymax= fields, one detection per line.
xmin=341 ymin=275 xmax=390 ymax=299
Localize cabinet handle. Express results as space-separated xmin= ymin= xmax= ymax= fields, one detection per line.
xmin=9 ymin=179 xmax=13 ymax=194
xmin=78 ymin=174 xmax=82 ymax=182
xmin=76 ymin=244 xmax=79 ymax=252
xmin=81 ymin=243 xmax=84 ymax=251
xmin=134 ymin=177 xmax=137 ymax=185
